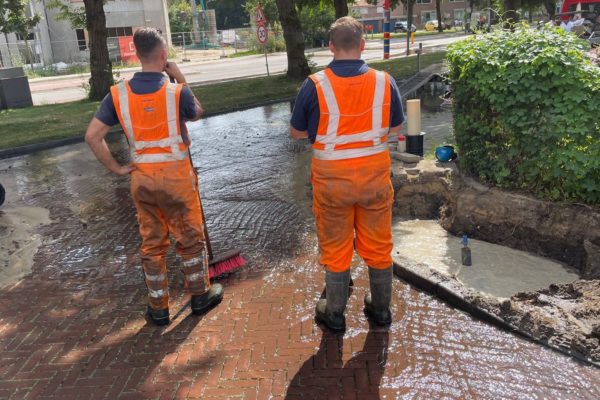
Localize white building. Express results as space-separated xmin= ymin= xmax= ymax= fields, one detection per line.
xmin=0 ymin=0 xmax=171 ymax=67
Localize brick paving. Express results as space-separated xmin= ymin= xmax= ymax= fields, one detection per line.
xmin=1 ymin=110 xmax=600 ymax=399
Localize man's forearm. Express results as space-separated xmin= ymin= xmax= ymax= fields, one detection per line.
xmin=87 ymin=137 xmax=123 ymax=174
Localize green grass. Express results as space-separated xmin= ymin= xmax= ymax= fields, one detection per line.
xmin=0 ymin=51 xmax=446 ymax=151
xmin=228 ymin=49 xmax=262 ymax=58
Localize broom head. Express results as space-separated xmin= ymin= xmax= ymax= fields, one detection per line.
xmin=208 ymin=248 xmax=246 ymax=278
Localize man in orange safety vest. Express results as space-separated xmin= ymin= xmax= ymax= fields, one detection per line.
xmin=290 ymin=17 xmax=405 ymax=332
xmin=85 ymin=28 xmax=224 ymax=326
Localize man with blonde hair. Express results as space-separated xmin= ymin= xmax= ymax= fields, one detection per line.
xmin=290 ymin=17 xmax=405 ymax=332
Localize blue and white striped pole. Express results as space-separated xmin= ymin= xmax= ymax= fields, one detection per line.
xmin=383 ymin=0 xmax=391 ymax=59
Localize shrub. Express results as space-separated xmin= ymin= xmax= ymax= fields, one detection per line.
xmin=447 ymin=26 xmax=600 ymax=204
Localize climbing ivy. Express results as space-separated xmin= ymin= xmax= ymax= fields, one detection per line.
xmin=447 ymin=26 xmax=600 ymax=204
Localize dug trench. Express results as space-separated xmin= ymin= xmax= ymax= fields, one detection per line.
xmin=392 ymin=158 xmax=600 ymax=365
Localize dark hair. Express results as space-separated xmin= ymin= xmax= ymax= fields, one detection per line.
xmin=133 ymin=28 xmax=166 ymax=60
xmin=329 ymin=17 xmax=363 ymax=52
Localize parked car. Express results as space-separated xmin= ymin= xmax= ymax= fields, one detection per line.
xmin=394 ymin=20 xmax=417 ymax=32
xmin=425 ymin=20 xmax=446 ymax=31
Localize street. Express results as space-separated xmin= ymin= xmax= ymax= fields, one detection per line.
xmin=30 ymin=33 xmax=466 ymax=105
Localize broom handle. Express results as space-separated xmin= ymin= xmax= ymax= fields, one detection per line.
xmin=196 ymin=179 xmax=214 ymax=261
xmin=169 ymin=75 xmax=215 ymax=260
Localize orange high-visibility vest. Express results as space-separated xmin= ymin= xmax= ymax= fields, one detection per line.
xmin=309 ymin=68 xmax=391 ymax=161
xmin=112 ymin=80 xmax=189 ymax=164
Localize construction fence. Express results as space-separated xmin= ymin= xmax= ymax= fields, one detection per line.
xmin=0 ymin=28 xmax=285 ymax=78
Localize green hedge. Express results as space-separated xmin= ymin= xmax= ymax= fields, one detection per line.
xmin=447 ymin=26 xmax=600 ymax=203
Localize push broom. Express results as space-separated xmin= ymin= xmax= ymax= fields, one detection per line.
xmin=197 ymin=189 xmax=246 ymax=278
xmin=170 ymin=75 xmax=246 ymax=278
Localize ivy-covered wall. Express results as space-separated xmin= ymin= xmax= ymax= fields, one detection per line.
xmin=447 ymin=26 xmax=600 ymax=204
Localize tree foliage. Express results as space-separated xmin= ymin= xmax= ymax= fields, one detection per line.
xmin=168 ymin=0 xmax=193 ymax=33
xmin=447 ymin=26 xmax=600 ymax=203
xmin=206 ymin=0 xmax=248 ymax=29
xmin=47 ymin=0 xmax=86 ymax=28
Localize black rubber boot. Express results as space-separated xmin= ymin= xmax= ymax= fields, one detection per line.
xmin=364 ymin=266 xmax=393 ymax=327
xmin=191 ymin=283 xmax=224 ymax=315
xmin=315 ymin=270 xmax=350 ymax=333
xmin=146 ymin=306 xmax=170 ymax=326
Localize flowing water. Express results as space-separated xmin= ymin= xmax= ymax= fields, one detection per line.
xmin=0 ymin=99 xmax=598 ymax=397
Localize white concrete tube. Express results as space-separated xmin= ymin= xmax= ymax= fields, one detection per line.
xmin=407 ymin=99 xmax=421 ymax=136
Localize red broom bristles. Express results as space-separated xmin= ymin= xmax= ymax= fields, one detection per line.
xmin=208 ymin=254 xmax=246 ymax=278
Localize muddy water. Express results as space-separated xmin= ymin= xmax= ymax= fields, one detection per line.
xmin=0 ymin=102 xmax=599 ymax=397
xmin=393 ymin=219 xmax=581 ymax=298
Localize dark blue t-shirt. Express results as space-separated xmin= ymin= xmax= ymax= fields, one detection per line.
xmin=95 ymin=72 xmax=197 ymax=141
xmin=290 ymin=60 xmax=405 ymax=143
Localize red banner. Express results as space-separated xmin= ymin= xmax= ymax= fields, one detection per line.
xmin=118 ymin=36 xmax=139 ymax=63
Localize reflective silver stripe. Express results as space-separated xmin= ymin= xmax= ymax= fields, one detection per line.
xmin=312 ymin=71 xmax=339 ymax=149
xmin=134 ymin=136 xmax=183 ymax=149
xmin=148 ymin=288 xmax=168 ymax=298
xmin=329 ymin=128 xmax=389 ymax=145
xmin=145 ymin=273 xmax=166 ymax=282
xmin=116 ymin=81 xmax=137 ymax=160
xmin=183 ymin=256 xmax=203 ymax=267
xmin=313 ymin=141 xmax=389 ymax=161
xmin=166 ymin=84 xmax=180 ymax=155
xmin=372 ymin=71 xmax=387 ymax=145
xmin=134 ymin=150 xmax=188 ymax=164
xmin=185 ymin=272 xmax=202 ymax=282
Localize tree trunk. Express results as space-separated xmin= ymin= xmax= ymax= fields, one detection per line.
xmin=503 ymin=0 xmax=521 ymax=28
xmin=333 ymin=0 xmax=348 ymax=19
xmin=436 ymin=0 xmax=443 ymax=32
xmin=544 ymin=0 xmax=556 ymax=20
xmin=275 ymin=0 xmax=310 ymax=80
xmin=83 ymin=0 xmax=112 ymax=100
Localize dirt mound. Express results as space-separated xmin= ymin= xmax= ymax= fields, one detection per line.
xmin=498 ymin=280 xmax=600 ymax=363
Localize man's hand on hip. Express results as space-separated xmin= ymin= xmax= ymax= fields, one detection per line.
xmin=115 ymin=164 xmax=137 ymax=176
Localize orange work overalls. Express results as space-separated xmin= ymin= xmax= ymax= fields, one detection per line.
xmin=309 ymin=68 xmax=394 ymax=273
xmin=112 ymin=80 xmax=210 ymax=310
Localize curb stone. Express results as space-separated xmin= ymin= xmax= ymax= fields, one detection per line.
xmin=0 ymin=97 xmax=296 ymax=160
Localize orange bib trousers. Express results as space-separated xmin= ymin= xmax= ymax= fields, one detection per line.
xmin=130 ymin=160 xmax=210 ymax=310
xmin=311 ymin=152 xmax=394 ymax=273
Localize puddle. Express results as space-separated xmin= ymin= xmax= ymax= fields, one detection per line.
xmin=0 ymin=206 xmax=51 ymax=288
xmin=393 ymin=219 xmax=581 ymax=298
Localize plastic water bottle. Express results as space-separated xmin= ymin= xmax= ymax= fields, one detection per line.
xmin=397 ymin=135 xmax=406 ymax=153
xmin=461 ymin=234 xmax=472 ymax=266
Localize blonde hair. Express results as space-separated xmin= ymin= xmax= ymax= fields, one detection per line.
xmin=329 ymin=17 xmax=363 ymax=51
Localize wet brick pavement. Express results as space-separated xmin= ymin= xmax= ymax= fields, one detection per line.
xmin=1 ymin=105 xmax=600 ymax=399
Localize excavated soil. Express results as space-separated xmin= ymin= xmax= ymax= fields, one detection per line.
xmin=500 ymin=280 xmax=600 ymax=363
xmin=392 ymin=159 xmax=600 ymax=364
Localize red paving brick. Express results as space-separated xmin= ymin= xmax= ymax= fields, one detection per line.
xmin=1 ymin=138 xmax=600 ymax=399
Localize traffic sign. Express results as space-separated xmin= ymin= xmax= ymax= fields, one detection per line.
xmin=255 ymin=5 xmax=266 ymax=25
xmin=257 ymin=24 xmax=268 ymax=44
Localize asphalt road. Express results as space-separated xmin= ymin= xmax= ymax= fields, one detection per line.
xmin=30 ymin=33 xmax=466 ymax=105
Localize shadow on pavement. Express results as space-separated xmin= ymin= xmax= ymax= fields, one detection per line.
xmin=285 ymin=328 xmax=390 ymax=399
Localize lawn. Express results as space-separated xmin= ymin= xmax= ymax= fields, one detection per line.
xmin=0 ymin=51 xmax=446 ymax=151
